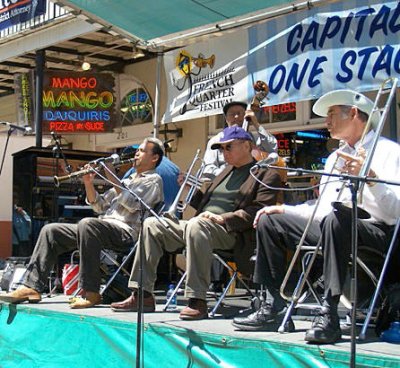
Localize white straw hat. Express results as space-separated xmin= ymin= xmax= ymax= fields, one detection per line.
xmin=313 ymin=90 xmax=380 ymax=128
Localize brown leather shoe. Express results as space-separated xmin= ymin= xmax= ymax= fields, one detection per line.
xmin=111 ymin=292 xmax=155 ymax=312
xmin=179 ymin=298 xmax=208 ymax=320
xmin=69 ymin=291 xmax=102 ymax=309
xmin=0 ymin=286 xmax=41 ymax=304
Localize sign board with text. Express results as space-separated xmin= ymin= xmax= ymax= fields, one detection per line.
xmin=42 ymin=71 xmax=117 ymax=134
xmin=0 ymin=0 xmax=47 ymax=32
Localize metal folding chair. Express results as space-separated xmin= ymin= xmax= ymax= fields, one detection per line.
xmin=278 ymin=242 xmax=389 ymax=333
xmin=164 ymin=251 xmax=256 ymax=317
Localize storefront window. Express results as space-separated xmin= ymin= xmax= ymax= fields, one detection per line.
xmin=214 ymin=102 xmax=297 ymax=129
xmin=278 ymin=129 xmax=339 ymax=204
xmin=120 ymin=87 xmax=153 ymax=126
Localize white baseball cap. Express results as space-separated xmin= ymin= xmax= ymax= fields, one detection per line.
xmin=313 ymin=90 xmax=380 ymax=129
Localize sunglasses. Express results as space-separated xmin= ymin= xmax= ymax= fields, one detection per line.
xmin=218 ymin=140 xmax=245 ymax=152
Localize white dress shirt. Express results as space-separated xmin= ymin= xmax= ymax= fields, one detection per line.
xmin=284 ymin=131 xmax=400 ymax=226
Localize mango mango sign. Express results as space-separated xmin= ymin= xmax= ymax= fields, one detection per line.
xmin=42 ymin=71 xmax=117 ymax=134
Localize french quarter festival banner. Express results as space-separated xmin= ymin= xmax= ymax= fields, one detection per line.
xmin=163 ymin=0 xmax=400 ymax=123
xmin=0 ymin=0 xmax=47 ymax=31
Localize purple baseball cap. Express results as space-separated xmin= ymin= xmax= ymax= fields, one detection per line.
xmin=211 ymin=126 xmax=253 ymax=150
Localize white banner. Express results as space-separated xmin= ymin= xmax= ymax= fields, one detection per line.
xmin=163 ymin=0 xmax=400 ymax=123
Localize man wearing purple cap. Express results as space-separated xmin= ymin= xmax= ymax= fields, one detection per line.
xmin=110 ymin=126 xmax=281 ymax=319
xmin=202 ymin=101 xmax=277 ymax=179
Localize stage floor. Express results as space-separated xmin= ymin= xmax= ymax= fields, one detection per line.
xmin=1 ymin=290 xmax=399 ymax=367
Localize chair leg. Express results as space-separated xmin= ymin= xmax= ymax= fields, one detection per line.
xmin=209 ymin=253 xmax=256 ymax=318
xmin=100 ymin=244 xmax=137 ymax=296
xmin=278 ymin=251 xmax=323 ymax=333
xmin=359 ymin=218 xmax=400 ymax=340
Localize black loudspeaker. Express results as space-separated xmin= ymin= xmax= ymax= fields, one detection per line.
xmin=0 ymin=257 xmax=30 ymax=292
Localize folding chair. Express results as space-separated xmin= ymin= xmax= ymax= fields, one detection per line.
xmin=164 ymin=251 xmax=256 ymax=317
xmin=277 ymin=241 xmax=389 ymax=333
xmin=100 ymin=201 xmax=165 ymax=297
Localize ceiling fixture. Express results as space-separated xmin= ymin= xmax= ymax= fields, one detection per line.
xmin=81 ymin=59 xmax=91 ymax=71
xmin=78 ymin=55 xmax=91 ymax=71
xmin=132 ymin=45 xmax=145 ymax=59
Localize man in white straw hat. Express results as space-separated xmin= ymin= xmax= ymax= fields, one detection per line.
xmin=233 ymin=89 xmax=400 ymax=344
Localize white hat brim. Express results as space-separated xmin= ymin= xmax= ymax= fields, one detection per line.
xmin=313 ymin=89 xmax=380 ymax=129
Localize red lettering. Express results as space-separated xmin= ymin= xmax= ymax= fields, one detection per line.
xmin=50 ymin=77 xmax=97 ymax=89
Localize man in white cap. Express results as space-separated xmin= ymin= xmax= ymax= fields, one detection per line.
xmin=232 ymin=89 xmax=400 ymax=343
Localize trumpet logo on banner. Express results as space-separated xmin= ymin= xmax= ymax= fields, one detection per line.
xmin=172 ymin=50 xmax=221 ymax=115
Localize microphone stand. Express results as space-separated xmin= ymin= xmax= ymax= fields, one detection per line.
xmin=266 ymin=164 xmax=400 ymax=368
xmin=51 ymin=132 xmax=72 ymax=174
xmin=99 ymin=162 xmax=169 ymax=368
xmin=0 ymin=127 xmax=14 ymax=177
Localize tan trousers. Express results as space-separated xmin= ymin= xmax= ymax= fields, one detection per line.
xmin=128 ymin=216 xmax=236 ymax=300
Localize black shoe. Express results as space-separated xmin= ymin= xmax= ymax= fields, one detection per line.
xmin=232 ymin=303 xmax=295 ymax=332
xmin=305 ymin=307 xmax=341 ymax=344
xmin=208 ymin=282 xmax=224 ymax=293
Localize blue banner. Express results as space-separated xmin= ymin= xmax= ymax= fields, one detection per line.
xmin=0 ymin=0 xmax=47 ymax=32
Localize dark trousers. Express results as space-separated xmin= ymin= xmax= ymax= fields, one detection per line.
xmin=254 ymin=210 xmax=392 ymax=306
xmin=23 ymin=218 xmax=133 ymax=292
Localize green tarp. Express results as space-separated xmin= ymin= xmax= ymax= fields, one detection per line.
xmin=58 ymin=0 xmax=295 ymax=43
xmin=1 ymin=303 xmax=400 ymax=368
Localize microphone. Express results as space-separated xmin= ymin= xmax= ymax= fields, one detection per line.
xmin=93 ymin=154 xmax=120 ymax=165
xmin=255 ymin=152 xmax=279 ymax=168
xmin=0 ymin=121 xmax=32 ymax=134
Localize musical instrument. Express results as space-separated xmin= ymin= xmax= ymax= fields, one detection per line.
xmin=164 ymin=149 xmax=206 ymax=216
xmin=244 ymin=80 xmax=287 ymax=185
xmin=53 ymin=157 xmax=136 ymax=187
xmin=278 ymin=78 xmax=398 ymax=329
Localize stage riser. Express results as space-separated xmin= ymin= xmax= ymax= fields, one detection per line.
xmin=0 ymin=304 xmax=399 ymax=368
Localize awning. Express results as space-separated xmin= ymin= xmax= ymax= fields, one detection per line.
xmin=57 ymin=0 xmax=319 ymax=48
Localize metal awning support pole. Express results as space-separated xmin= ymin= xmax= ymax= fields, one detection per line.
xmin=153 ymin=51 xmax=163 ymax=138
xmin=35 ymin=49 xmax=45 ymax=147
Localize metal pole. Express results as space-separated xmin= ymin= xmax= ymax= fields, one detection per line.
xmin=153 ymin=52 xmax=163 ymax=138
xmin=35 ymin=49 xmax=45 ymax=147
xmin=389 ymin=88 xmax=397 ymax=142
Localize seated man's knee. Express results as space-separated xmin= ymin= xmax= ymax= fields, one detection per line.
xmin=186 ymin=216 xmax=209 ymax=235
xmin=257 ymin=213 xmax=273 ymax=229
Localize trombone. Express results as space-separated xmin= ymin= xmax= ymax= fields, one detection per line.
xmin=278 ymin=78 xmax=398 ymax=318
xmin=53 ymin=157 xmax=136 ymax=187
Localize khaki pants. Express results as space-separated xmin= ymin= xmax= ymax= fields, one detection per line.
xmin=129 ymin=216 xmax=236 ymax=300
